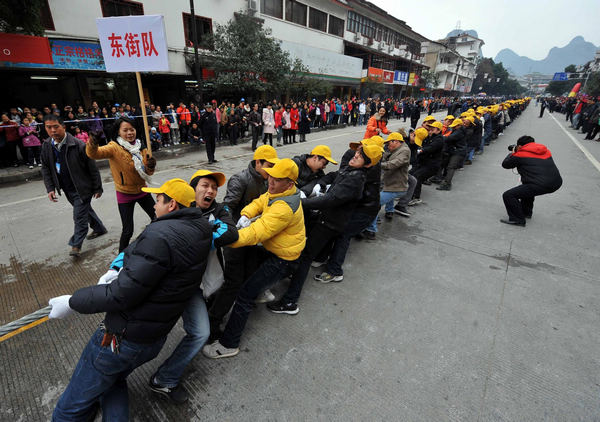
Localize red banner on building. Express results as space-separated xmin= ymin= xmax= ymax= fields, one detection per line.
xmin=367 ymin=67 xmax=383 ymax=82
xmin=0 ymin=33 xmax=53 ymax=64
xmin=383 ymin=70 xmax=394 ymax=84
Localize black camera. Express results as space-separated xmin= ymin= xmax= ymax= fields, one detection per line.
xmin=508 ymin=144 xmax=516 ymax=151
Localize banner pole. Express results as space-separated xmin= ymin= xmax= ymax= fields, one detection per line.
xmin=135 ymin=71 xmax=152 ymax=157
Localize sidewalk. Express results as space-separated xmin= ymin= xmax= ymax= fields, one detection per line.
xmin=0 ymin=122 xmax=357 ymax=186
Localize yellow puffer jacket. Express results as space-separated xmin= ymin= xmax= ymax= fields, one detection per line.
xmin=231 ymin=186 xmax=305 ymax=261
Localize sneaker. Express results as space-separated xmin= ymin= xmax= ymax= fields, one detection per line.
xmin=28 ymin=165 xmax=34 ymax=169
xmin=408 ymin=198 xmax=423 ymax=206
xmin=267 ymin=300 xmax=299 ymax=315
xmin=149 ymin=376 xmax=188 ymax=404
xmin=314 ymin=272 xmax=344 ymax=283
xmin=311 ymin=260 xmax=327 ymax=268
xmin=384 ymin=212 xmax=394 ymax=220
xmin=202 ymin=340 xmax=239 ymax=359
xmin=38 ymin=163 xmax=42 ymax=167
xmin=394 ymin=206 xmax=411 ymax=217
xmin=255 ymin=288 xmax=275 ymax=303
xmin=436 ymin=184 xmax=452 ymax=191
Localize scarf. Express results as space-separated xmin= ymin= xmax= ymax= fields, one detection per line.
xmin=116 ymin=136 xmax=153 ymax=185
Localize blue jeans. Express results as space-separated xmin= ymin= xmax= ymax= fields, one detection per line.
xmin=327 ymin=211 xmax=375 ymax=276
xmin=466 ymin=147 xmax=475 ymax=161
xmin=154 ymin=289 xmax=209 ymax=387
xmin=220 ymin=253 xmax=296 ymax=348
xmin=53 ymin=327 xmax=166 ymax=422
xmin=366 ymin=191 xmax=407 ymax=233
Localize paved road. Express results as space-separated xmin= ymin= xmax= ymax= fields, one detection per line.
xmin=1 ymin=106 xmax=599 ymax=421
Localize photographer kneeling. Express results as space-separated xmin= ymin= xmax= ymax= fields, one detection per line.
xmin=501 ymin=135 xmax=562 ymax=226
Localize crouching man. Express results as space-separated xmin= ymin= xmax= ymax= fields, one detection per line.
xmin=49 ymin=179 xmax=212 ymax=421
xmin=202 ymin=159 xmax=305 ymax=358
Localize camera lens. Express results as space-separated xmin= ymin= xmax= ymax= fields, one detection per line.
xmin=508 ymin=144 xmax=516 ymax=151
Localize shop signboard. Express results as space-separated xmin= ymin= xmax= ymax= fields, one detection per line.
xmin=367 ymin=67 xmax=383 ymax=82
xmin=393 ymin=71 xmax=409 ymax=85
xmin=408 ymin=72 xmax=416 ymax=85
xmin=383 ymin=70 xmax=394 ymax=84
xmin=0 ymin=33 xmax=52 ymax=64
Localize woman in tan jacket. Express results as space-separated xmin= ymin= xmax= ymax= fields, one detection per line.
xmin=87 ymin=117 xmax=156 ymax=251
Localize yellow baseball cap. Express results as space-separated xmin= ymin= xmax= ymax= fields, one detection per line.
xmin=189 ymin=169 xmax=226 ymax=187
xmin=465 ymin=116 xmax=475 ymax=124
xmin=349 ymin=139 xmax=370 ymax=150
xmin=414 ymin=127 xmax=428 ymax=147
xmin=142 ymin=178 xmax=196 ymax=207
xmin=370 ymin=135 xmax=387 ymax=144
xmin=459 ymin=112 xmax=468 ymax=117
xmin=350 ymin=138 xmax=384 ymax=152
xmin=429 ymin=121 xmax=443 ymax=130
xmin=310 ymin=145 xmax=338 ymax=165
xmin=253 ymin=145 xmax=279 ymax=164
xmin=423 ymin=115 xmax=436 ymax=122
xmin=444 ymin=115 xmax=455 ymax=120
xmin=449 ymin=118 xmax=463 ymax=128
xmin=263 ymin=158 xmax=299 ymax=181
xmin=387 ymin=132 xmax=404 ymax=142
xmin=361 ymin=144 xmax=383 ymax=165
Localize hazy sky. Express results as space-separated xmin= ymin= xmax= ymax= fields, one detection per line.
xmin=369 ymin=0 xmax=600 ymax=60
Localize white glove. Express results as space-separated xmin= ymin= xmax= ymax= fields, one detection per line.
xmin=236 ymin=215 xmax=251 ymax=229
xmin=310 ymin=184 xmax=321 ymax=198
xmin=299 ymin=190 xmax=306 ymax=199
xmin=98 ymin=269 xmax=119 ymax=285
xmin=325 ymin=184 xmax=331 ymax=192
xmin=48 ymin=295 xmax=75 ymax=319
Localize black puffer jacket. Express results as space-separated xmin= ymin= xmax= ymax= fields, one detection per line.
xmin=223 ymin=161 xmax=267 ymax=220
xmin=339 ymin=148 xmax=381 ymax=216
xmin=293 ymin=154 xmax=326 ymax=191
xmin=444 ymin=126 xmax=467 ymax=155
xmin=502 ymin=143 xmax=562 ymax=190
xmin=200 ymin=201 xmax=238 ymax=248
xmin=302 ymin=165 xmax=367 ymax=232
xmin=69 ymin=207 xmax=212 ymax=343
xmin=418 ymin=133 xmax=444 ymax=166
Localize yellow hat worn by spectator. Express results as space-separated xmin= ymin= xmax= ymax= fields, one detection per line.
xmin=263 ymin=158 xmax=299 ymax=181
xmin=387 ymin=132 xmax=404 ymax=142
xmin=189 ymin=170 xmax=226 ymax=187
xmin=310 ymin=145 xmax=338 ymax=165
xmin=449 ymin=118 xmax=463 ymax=128
xmin=253 ymin=145 xmax=280 ymax=164
xmin=414 ymin=127 xmax=428 ymax=146
xmin=423 ymin=115 xmax=436 ymax=122
xmin=429 ymin=121 xmax=443 ymax=130
xmin=142 ymin=178 xmax=196 ymax=207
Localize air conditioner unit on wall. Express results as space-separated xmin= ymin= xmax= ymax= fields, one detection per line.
xmin=354 ymin=33 xmax=363 ymax=43
xmin=247 ymin=0 xmax=257 ymax=13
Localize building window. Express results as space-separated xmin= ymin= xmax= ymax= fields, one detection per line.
xmin=261 ymin=0 xmax=283 ymax=19
xmin=308 ymin=7 xmax=327 ymax=32
xmin=328 ymin=15 xmax=344 ymax=37
xmin=285 ymin=0 xmax=307 ymax=26
xmin=182 ymin=13 xmax=213 ymax=48
xmin=100 ymin=0 xmax=143 ymax=16
xmin=347 ymin=11 xmax=358 ymax=32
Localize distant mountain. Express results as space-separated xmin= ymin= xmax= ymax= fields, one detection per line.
xmin=494 ymin=36 xmax=598 ymax=76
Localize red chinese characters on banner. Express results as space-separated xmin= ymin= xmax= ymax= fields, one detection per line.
xmin=108 ymin=32 xmax=158 ymax=58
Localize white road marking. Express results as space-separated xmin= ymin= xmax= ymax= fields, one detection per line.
xmin=549 ymin=113 xmax=600 ymax=173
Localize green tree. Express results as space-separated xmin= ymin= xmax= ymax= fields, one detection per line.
xmin=564 ymin=64 xmax=577 ymax=73
xmin=201 ymin=11 xmax=293 ymax=98
xmin=545 ymin=80 xmax=573 ymax=96
xmin=362 ymin=77 xmax=385 ymax=97
xmin=584 ymin=72 xmax=600 ymax=97
xmin=420 ymin=70 xmax=440 ymax=90
xmin=473 ymin=58 xmax=525 ymax=96
xmin=0 ymin=0 xmax=46 ymax=35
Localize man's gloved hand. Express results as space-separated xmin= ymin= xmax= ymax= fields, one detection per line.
xmin=48 ymin=295 xmax=75 ymax=319
xmin=310 ymin=184 xmax=321 ymax=197
xmin=211 ymin=218 xmax=228 ymax=249
xmin=146 ymin=155 xmax=157 ymax=171
xmin=299 ymin=190 xmax=307 ymax=199
xmin=236 ymin=215 xmax=251 ymax=229
xmin=98 ymin=269 xmax=119 ymax=285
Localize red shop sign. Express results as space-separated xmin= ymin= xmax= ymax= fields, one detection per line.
xmin=0 ymin=33 xmax=53 ymax=64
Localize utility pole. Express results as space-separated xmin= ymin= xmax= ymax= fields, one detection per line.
xmin=189 ymin=0 xmax=203 ymax=106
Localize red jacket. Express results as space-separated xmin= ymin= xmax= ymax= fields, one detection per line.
xmin=274 ymin=110 xmax=283 ymax=128
xmin=176 ymin=106 xmax=191 ymax=123
xmin=158 ymin=117 xmax=171 ymax=134
xmin=290 ymin=108 xmax=300 ymax=130
xmin=0 ymin=121 xmax=20 ymax=142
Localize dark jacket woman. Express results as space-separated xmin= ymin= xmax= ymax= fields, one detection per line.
xmin=298 ymin=107 xmax=311 ymax=135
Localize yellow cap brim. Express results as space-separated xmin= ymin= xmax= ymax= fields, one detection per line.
xmin=324 ymin=156 xmax=338 ymax=165
xmin=141 ymin=187 xmax=163 ymax=194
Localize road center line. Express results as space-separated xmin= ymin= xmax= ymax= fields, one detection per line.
xmin=549 ymin=113 xmax=600 ymax=173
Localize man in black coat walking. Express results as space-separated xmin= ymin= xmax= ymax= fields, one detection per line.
xmin=501 ymin=136 xmax=562 ymax=226
xmin=200 ymin=104 xmax=219 ymax=163
xmin=41 ymin=114 xmax=106 ymax=257
xmin=48 ymin=178 xmax=212 ymax=421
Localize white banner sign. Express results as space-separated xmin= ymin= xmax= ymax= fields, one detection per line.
xmin=96 ymin=15 xmax=169 ymax=72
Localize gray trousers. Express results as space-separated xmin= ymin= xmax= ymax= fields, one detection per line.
xmin=64 ymin=190 xmax=106 ymax=248
xmin=396 ymin=174 xmax=417 ymax=208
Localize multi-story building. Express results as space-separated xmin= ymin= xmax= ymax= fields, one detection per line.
xmin=0 ymin=0 xmax=429 ymax=109
xmin=421 ymin=32 xmax=483 ymax=95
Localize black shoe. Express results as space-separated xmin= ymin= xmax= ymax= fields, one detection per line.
xmin=363 ymin=230 xmax=376 ymax=240
xmin=436 ymin=183 xmax=451 ymax=191
xmin=212 ymin=159 xmax=218 ymax=163
xmin=429 ymin=177 xmax=442 ymax=184
xmin=149 ymin=376 xmax=188 ymax=404
xmin=500 ymin=218 xmax=525 ymax=227
xmin=384 ymin=212 xmax=393 ymax=220
xmin=394 ymin=206 xmax=411 ymax=217
xmin=422 ymin=179 xmax=432 ymax=185
xmin=87 ymin=230 xmax=107 ymax=240
xmin=464 ymin=160 xmax=472 ymax=165
xmin=267 ymin=300 xmax=299 ymax=315
xmin=524 ymin=214 xmax=532 ymax=219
